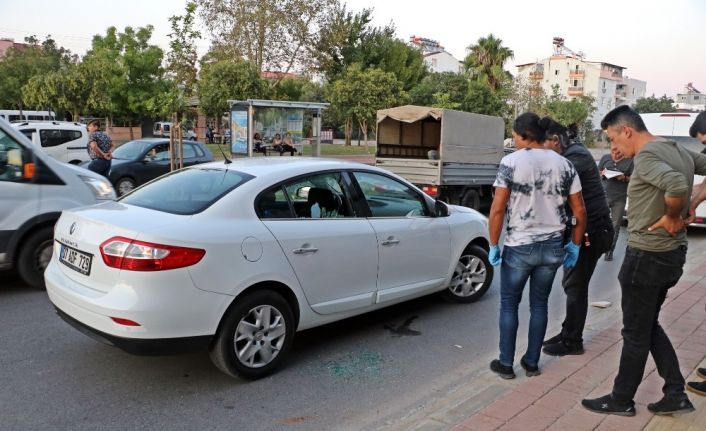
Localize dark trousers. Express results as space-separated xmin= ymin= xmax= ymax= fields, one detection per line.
xmin=607 ymin=195 xmax=626 ymax=252
xmin=87 ymin=158 xmax=111 ymax=177
xmin=560 ymin=227 xmax=613 ymax=344
xmin=611 ymin=245 xmax=687 ymax=403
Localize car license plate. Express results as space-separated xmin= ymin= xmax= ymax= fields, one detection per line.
xmin=58 ymin=242 xmax=92 ymax=276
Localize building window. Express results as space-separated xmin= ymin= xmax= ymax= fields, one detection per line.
xmin=602 ymin=81 xmax=606 ymax=89
xmin=573 ymin=80 xmax=578 ymax=87
xmin=555 ymin=70 xmax=559 ymax=75
xmin=695 ymin=95 xmax=700 ymax=101
xmin=431 ymin=58 xmax=437 ymax=67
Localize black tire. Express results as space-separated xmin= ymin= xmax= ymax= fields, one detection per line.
xmin=441 ymin=244 xmax=493 ymax=303
xmin=17 ymin=226 xmax=54 ymax=289
xmin=209 ymin=290 xmax=295 ymax=379
xmin=116 ymin=177 xmax=136 ymax=196
xmin=461 ymin=189 xmax=481 ymax=210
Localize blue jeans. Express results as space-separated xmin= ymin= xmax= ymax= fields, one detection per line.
xmin=499 ymin=237 xmax=564 ymax=367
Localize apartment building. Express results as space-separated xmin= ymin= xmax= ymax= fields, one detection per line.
xmin=409 ymin=36 xmax=463 ymax=74
xmin=675 ymin=83 xmax=705 ymax=111
xmin=516 ymin=39 xmax=646 ymax=129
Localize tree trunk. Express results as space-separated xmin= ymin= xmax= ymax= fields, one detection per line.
xmin=344 ymin=118 xmax=352 ymax=146
xmin=359 ymin=120 xmax=369 ymax=153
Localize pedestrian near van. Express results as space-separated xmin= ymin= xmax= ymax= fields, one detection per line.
xmin=488 ymin=113 xmax=587 ymax=380
xmin=542 ymin=119 xmax=614 ymax=357
xmin=597 ymin=146 xmax=633 ymax=261
xmin=582 ymin=105 xmax=705 ymax=417
xmin=86 ymin=119 xmax=114 ymax=177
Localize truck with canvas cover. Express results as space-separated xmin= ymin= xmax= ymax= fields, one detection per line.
xmin=375 ymin=105 xmax=505 ymax=210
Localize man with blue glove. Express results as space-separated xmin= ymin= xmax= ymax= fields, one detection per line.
xmin=542 ymin=121 xmax=614 ymax=357
xmin=488 ymin=113 xmax=586 ymax=380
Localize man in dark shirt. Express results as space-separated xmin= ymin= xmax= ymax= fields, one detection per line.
xmin=598 ymin=147 xmax=634 ymax=261
xmin=542 ymin=122 xmax=614 ymax=357
xmin=86 ymin=119 xmax=114 ymax=177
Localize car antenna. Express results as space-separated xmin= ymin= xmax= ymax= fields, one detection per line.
xmin=217 ymin=140 xmax=232 ymax=164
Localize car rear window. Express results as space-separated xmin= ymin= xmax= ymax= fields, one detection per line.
xmin=119 ymin=167 xmax=254 ymax=214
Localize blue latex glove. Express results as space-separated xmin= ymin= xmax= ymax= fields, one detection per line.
xmin=489 ymin=245 xmax=502 ymax=266
xmin=563 ymin=241 xmax=581 ymax=268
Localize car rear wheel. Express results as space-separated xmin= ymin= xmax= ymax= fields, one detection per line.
xmin=441 ymin=244 xmax=493 ymax=303
xmin=116 ymin=177 xmax=136 ymax=196
xmin=17 ymin=226 xmax=54 ymax=289
xmin=210 ymin=290 xmax=295 ymax=379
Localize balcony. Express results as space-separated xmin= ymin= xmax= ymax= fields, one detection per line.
xmin=569 ymin=70 xmax=585 ymax=78
xmin=568 ymin=86 xmax=584 ymax=96
xmin=529 ymin=71 xmax=544 ymax=80
xmin=616 ymin=89 xmax=628 ymax=98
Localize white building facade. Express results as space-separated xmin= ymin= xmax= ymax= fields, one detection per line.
xmin=516 ymin=54 xmax=646 ymax=129
xmin=410 ymin=36 xmax=463 ymax=74
xmin=675 ymin=83 xmax=705 ymax=111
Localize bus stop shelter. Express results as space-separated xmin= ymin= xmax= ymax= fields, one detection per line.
xmin=227 ymin=99 xmax=329 ymax=157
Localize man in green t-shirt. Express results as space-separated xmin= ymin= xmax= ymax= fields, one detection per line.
xmin=582 ymin=106 xmax=706 ymax=417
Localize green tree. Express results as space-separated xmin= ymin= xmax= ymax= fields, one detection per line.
xmin=197 ymin=0 xmax=338 ymax=79
xmin=85 ymin=26 xmax=176 ymax=133
xmin=0 ymin=35 xmax=73 ymax=111
xmin=463 ymin=34 xmax=514 ymax=93
xmin=198 ymin=60 xmax=267 ymax=123
xmin=633 ymin=95 xmax=676 ymax=113
xmin=167 ymin=1 xmax=201 ymax=98
xmin=462 ymin=80 xmax=508 ymax=117
xmin=540 ymin=86 xmax=596 ymax=144
xmin=410 ymin=72 xmax=469 ymax=107
xmin=329 ymin=65 xmax=407 ymax=147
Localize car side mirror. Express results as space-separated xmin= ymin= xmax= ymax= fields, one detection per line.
xmin=435 ymin=200 xmax=449 ymax=217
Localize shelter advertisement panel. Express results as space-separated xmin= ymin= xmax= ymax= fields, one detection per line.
xmin=253 ymin=108 xmax=304 ymax=143
xmin=231 ymin=109 xmax=249 ymax=154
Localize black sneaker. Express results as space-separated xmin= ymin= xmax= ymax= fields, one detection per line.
xmin=542 ymin=340 xmax=584 ymax=356
xmin=698 ymin=367 xmax=706 ymax=379
xmin=647 ymin=395 xmax=695 ymax=415
xmin=687 ymin=381 xmax=706 ymax=396
xmin=604 ymin=251 xmax=613 ymax=261
xmin=490 ymin=359 xmax=516 ymax=379
xmin=581 ymin=394 xmax=636 ymax=416
xmin=542 ymin=332 xmax=563 ymax=346
xmin=520 ymin=358 xmax=541 ymax=377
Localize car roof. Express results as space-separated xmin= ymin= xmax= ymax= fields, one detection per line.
xmin=12 ymin=121 xmax=86 ymax=130
xmin=192 ymin=157 xmax=390 ymax=182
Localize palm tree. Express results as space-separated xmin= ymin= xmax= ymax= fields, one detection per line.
xmin=463 ymin=34 xmax=514 ymax=93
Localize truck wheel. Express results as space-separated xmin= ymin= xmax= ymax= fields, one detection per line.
xmin=441 ymin=245 xmax=493 ymax=303
xmin=17 ymin=226 xmax=54 ymax=289
xmin=461 ymin=189 xmax=480 ymax=210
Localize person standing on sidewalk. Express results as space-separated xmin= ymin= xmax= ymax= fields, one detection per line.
xmin=597 ymin=146 xmax=633 ymax=261
xmin=541 ymin=119 xmax=614 ymax=357
xmin=582 ymin=105 xmax=706 ymax=416
xmin=86 ymin=119 xmax=114 ymax=177
xmin=685 ymin=111 xmax=706 ymax=397
xmin=488 ymin=113 xmax=587 ymax=379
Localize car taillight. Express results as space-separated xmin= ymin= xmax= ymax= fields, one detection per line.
xmin=99 ymin=236 xmax=205 ymax=271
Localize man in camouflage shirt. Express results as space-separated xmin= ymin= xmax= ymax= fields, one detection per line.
xmin=86 ymin=119 xmax=114 ymax=177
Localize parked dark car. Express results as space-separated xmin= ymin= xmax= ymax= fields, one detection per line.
xmin=88 ymin=138 xmax=214 ymax=196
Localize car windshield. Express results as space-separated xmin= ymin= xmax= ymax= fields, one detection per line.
xmin=112 ymin=140 xmax=154 ymax=160
xmin=119 ymin=167 xmax=254 ymax=215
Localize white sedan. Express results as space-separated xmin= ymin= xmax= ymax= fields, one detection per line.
xmin=46 ymin=158 xmax=492 ymax=379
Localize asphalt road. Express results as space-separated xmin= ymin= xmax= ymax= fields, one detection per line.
xmin=3 ymin=226 xmax=700 ymax=431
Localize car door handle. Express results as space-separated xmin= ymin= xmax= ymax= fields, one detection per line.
xmin=381 ymin=238 xmax=400 ymax=246
xmin=293 ymin=247 xmax=319 ymax=254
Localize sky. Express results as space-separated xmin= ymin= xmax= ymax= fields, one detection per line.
xmin=1 ymin=0 xmax=704 ymax=97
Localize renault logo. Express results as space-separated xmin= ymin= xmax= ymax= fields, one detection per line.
xmin=70 ymin=222 xmax=77 ymax=235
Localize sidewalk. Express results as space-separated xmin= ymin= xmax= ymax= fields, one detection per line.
xmin=455 ymin=266 xmax=706 ymax=430
xmin=390 ymin=250 xmax=706 ymax=431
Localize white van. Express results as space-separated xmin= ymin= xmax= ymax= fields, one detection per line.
xmin=640 ymin=112 xmax=706 ymax=225
xmin=153 ymin=121 xmax=196 ymax=140
xmin=0 ymin=109 xmax=56 ymax=123
xmin=0 ymin=118 xmax=116 ymax=288
xmin=13 ymin=121 xmax=90 ymax=164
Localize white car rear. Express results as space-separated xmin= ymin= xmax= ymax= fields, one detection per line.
xmin=46 ymin=158 xmax=492 ymax=379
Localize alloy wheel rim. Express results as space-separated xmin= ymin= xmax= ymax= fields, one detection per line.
xmin=449 ymin=254 xmax=487 ymax=297
xmin=36 ymin=240 xmax=53 ymax=272
xmin=118 ymin=181 xmax=134 ymax=196
xmin=234 ymin=305 xmax=286 ymax=368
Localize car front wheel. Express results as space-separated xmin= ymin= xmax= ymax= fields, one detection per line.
xmin=441 ymin=244 xmax=493 ymax=303
xmin=209 ymin=290 xmax=295 ymax=379
xmin=116 ymin=177 xmax=136 ymax=196
xmin=17 ymin=226 xmax=54 ymax=289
